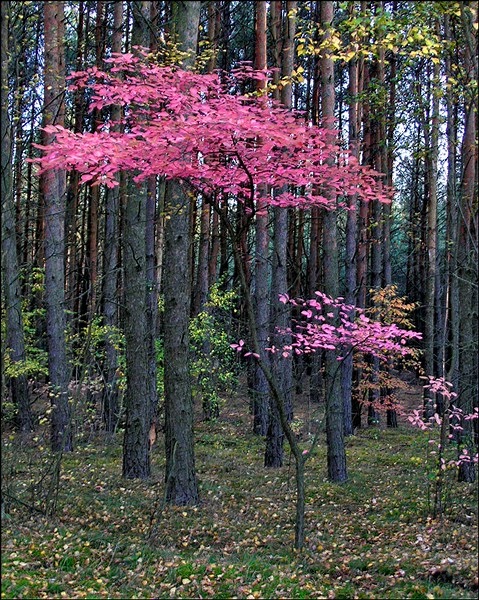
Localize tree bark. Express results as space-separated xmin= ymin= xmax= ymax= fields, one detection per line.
xmin=423 ymin=39 xmax=440 ymax=419
xmin=163 ymin=0 xmax=201 ymax=505
xmin=101 ymin=0 xmax=122 ymax=432
xmin=266 ymin=0 xmax=296 ymax=465
xmin=42 ymin=1 xmax=72 ymax=452
xmin=193 ymin=198 xmax=211 ymax=316
xmin=341 ymin=16 xmax=359 ymax=437
xmin=252 ymin=0 xmax=271 ymax=439
xmin=456 ymin=4 xmax=478 ymax=482
xmin=1 ymin=1 xmax=33 ymax=432
xmin=320 ymin=0 xmax=347 ymax=483
xmin=122 ymin=0 xmax=153 ymax=478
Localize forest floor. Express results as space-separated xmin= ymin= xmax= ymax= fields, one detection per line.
xmin=1 ymin=378 xmax=478 ymax=599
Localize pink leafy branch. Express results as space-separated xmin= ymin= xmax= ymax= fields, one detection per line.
xmin=31 ymin=51 xmax=392 ymax=210
xmin=265 ymin=291 xmax=421 ymax=361
xmin=408 ymin=377 xmax=478 ymax=471
xmin=231 ymin=291 xmax=421 ymax=377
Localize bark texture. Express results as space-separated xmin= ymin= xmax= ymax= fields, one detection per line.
xmin=101 ymin=0 xmax=122 ymax=432
xmin=163 ymin=0 xmax=201 ymax=505
xmin=1 ymin=1 xmax=33 ymax=432
xmin=122 ymin=0 xmax=153 ymax=478
xmin=320 ymin=0 xmax=347 ymax=483
xmin=43 ymin=1 xmax=72 ymax=452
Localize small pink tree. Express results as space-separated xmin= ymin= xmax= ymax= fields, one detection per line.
xmin=409 ymin=377 xmax=478 ymax=518
xmin=232 ymin=290 xmax=422 ymax=547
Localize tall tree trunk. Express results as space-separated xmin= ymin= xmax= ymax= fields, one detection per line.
xmin=122 ymin=0 xmax=153 ymax=478
xmin=424 ymin=34 xmax=440 ymax=419
xmin=193 ymin=198 xmax=211 ymax=316
xmin=65 ymin=2 xmax=84 ymax=318
xmin=341 ymin=13 xmax=359 ymax=437
xmin=367 ymin=42 xmax=382 ymax=427
xmin=456 ymin=4 xmax=478 ymax=482
xmin=84 ymin=1 xmax=105 ymax=317
xmin=385 ymin=18 xmax=397 ymax=427
xmin=320 ymin=0 xmax=347 ymax=483
xmin=307 ymin=0 xmax=323 ymax=408
xmin=102 ymin=0 xmax=122 ymax=432
xmin=265 ymin=0 xmax=296 ymax=466
xmin=209 ymin=204 xmax=220 ymax=285
xmin=163 ymin=0 xmax=201 ymax=505
xmin=356 ymin=0 xmax=369 ymax=315
xmin=444 ymin=12 xmax=459 ymax=396
xmin=252 ymin=0 xmax=271 ymax=439
xmin=43 ymin=1 xmax=72 ymax=452
xmin=145 ymin=0 xmax=159 ymax=439
xmin=1 ymin=1 xmax=33 ymax=432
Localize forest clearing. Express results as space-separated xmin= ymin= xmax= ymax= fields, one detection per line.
xmin=1 ymin=1 xmax=478 ymax=598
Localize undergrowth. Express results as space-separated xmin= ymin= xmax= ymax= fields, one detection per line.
xmin=1 ymin=393 xmax=477 ymax=599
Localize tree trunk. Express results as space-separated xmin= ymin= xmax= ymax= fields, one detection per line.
xmin=43 ymin=1 xmax=72 ymax=452
xmin=341 ymin=11 xmax=359 ymax=437
xmin=122 ymin=0 xmax=153 ymax=478
xmin=423 ymin=41 xmax=440 ymax=419
xmin=193 ymin=198 xmax=211 ymax=315
xmin=367 ymin=41 xmax=382 ymax=427
xmin=163 ymin=0 xmax=201 ymax=505
xmin=252 ymin=1 xmax=271 ymax=439
xmin=101 ymin=0 xmax=122 ymax=432
xmin=320 ymin=0 xmax=347 ymax=483
xmin=266 ymin=0 xmax=296 ymax=466
xmin=1 ymin=1 xmax=33 ymax=432
xmin=385 ymin=23 xmax=397 ymax=427
xmin=456 ymin=5 xmax=477 ymax=482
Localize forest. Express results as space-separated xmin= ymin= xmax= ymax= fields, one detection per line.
xmin=1 ymin=1 xmax=477 ymax=598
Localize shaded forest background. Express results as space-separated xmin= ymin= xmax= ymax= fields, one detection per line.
xmin=1 ymin=1 xmax=478 ymax=597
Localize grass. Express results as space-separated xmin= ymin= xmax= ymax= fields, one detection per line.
xmin=1 ymin=390 xmax=478 ymax=599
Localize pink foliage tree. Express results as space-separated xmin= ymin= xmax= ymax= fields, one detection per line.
xmin=33 ymin=50 xmax=404 ymax=550
xmin=34 ymin=50 xmax=390 ymax=210
xmin=408 ymin=377 xmax=478 ymax=517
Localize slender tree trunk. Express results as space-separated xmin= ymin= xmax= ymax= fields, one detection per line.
xmin=209 ymin=205 xmax=220 ymax=285
xmin=146 ymin=0 xmax=159 ymax=426
xmin=101 ymin=0 xmax=122 ymax=432
xmin=367 ymin=45 xmax=382 ymax=426
xmin=122 ymin=0 xmax=153 ymax=478
xmin=444 ymin=13 xmax=458 ymax=396
xmin=216 ymin=203 xmax=308 ymax=550
xmin=266 ymin=0 xmax=296 ymax=465
xmin=307 ymin=208 xmax=323 ymax=406
xmin=320 ymin=0 xmax=347 ymax=483
xmin=163 ymin=0 xmax=201 ymax=505
xmin=420 ymin=40 xmax=441 ymax=418
xmin=1 ymin=1 xmax=33 ymax=431
xmin=193 ymin=198 xmax=211 ymax=315
xmin=252 ymin=0 xmax=270 ymax=439
xmin=43 ymin=1 xmax=72 ymax=452
xmin=307 ymin=0 xmax=324 ymax=408
xmin=385 ymin=19 xmax=397 ymax=426
xmin=84 ymin=1 xmax=105 ymax=317
xmin=456 ymin=4 xmax=478 ymax=482
xmin=341 ymin=21 xmax=359 ymax=437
